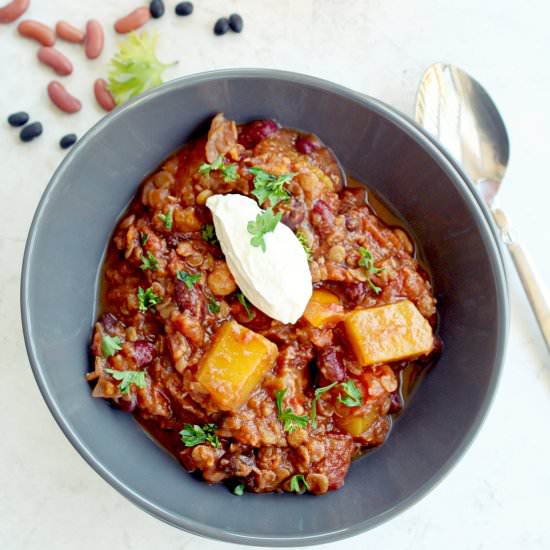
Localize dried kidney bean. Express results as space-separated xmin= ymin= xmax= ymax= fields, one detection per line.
xmin=175 ymin=1 xmax=193 ymax=16
xmin=59 ymin=133 xmax=77 ymax=149
xmin=94 ymin=78 xmax=116 ymax=112
xmin=237 ymin=119 xmax=279 ymax=149
xmin=213 ymin=17 xmax=229 ymax=36
xmin=47 ymin=81 xmax=81 ymax=113
xmin=85 ymin=19 xmax=104 ymax=59
xmin=149 ymin=0 xmax=165 ymax=18
xmin=228 ymin=13 xmax=243 ymax=33
xmin=114 ymin=6 xmax=151 ymax=34
xmin=55 ymin=21 xmax=84 ymax=43
xmin=0 ymin=0 xmax=30 ymax=24
xmin=37 ymin=47 xmax=73 ymax=76
xmin=17 ymin=20 xmax=55 ymax=46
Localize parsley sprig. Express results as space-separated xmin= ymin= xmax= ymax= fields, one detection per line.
xmin=247 ymin=208 xmax=282 ymax=252
xmin=236 ymin=291 xmax=254 ymax=320
xmin=249 ymin=167 xmax=295 ymax=208
xmin=137 ymin=286 xmax=161 ymax=312
xmin=199 ymin=155 xmax=239 ymax=183
xmin=201 ymin=223 xmax=219 ymax=245
xmin=275 ymin=389 xmax=310 ymax=433
xmin=337 ymin=380 xmax=363 ymax=407
xmin=179 ymin=423 xmax=221 ymax=448
xmin=358 ymin=247 xmax=384 ymax=294
xmin=289 ymin=474 xmax=310 ymax=494
xmin=295 ymin=231 xmax=312 ymax=260
xmin=176 ymin=271 xmax=201 ymax=289
xmin=104 ymin=368 xmax=146 ymax=395
xmin=233 ymin=483 xmax=245 ymax=496
xmin=140 ymin=251 xmax=159 ymax=271
xmin=101 ymin=335 xmax=122 ymax=358
xmin=310 ymin=381 xmax=338 ymax=429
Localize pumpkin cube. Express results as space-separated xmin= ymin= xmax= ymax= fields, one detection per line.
xmin=197 ymin=321 xmax=278 ymax=411
xmin=303 ymin=289 xmax=344 ymax=328
xmin=337 ymin=409 xmax=378 ymax=436
xmin=344 ymin=300 xmax=433 ymax=366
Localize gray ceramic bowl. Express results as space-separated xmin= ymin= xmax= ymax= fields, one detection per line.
xmin=21 ymin=69 xmax=508 ymax=546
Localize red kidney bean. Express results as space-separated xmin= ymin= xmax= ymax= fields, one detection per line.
xmin=238 ymin=119 xmax=279 ymax=149
xmin=0 ymin=0 xmax=30 ymax=24
xmin=37 ymin=47 xmax=73 ymax=76
xmin=94 ymin=78 xmax=116 ymax=112
xmin=133 ymin=340 xmax=156 ymax=367
xmin=100 ymin=312 xmax=119 ymax=333
xmin=17 ymin=20 xmax=55 ymax=46
xmin=114 ymin=6 xmax=150 ymax=34
xmin=342 ymin=282 xmax=367 ymax=303
xmin=47 ymin=80 xmax=81 ymax=113
xmin=280 ymin=198 xmax=305 ymax=230
xmin=55 ymin=20 xmax=84 ymax=43
xmin=295 ymin=135 xmax=318 ymax=155
xmin=85 ymin=19 xmax=104 ymax=59
xmin=174 ymin=282 xmax=206 ymax=321
xmin=318 ymin=348 xmax=346 ymax=382
xmin=117 ymin=394 xmax=137 ymax=413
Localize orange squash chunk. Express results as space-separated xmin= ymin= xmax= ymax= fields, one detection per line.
xmin=303 ymin=289 xmax=344 ymax=328
xmin=337 ymin=409 xmax=378 ymax=436
xmin=344 ymin=300 xmax=433 ymax=366
xmin=197 ymin=321 xmax=278 ymax=411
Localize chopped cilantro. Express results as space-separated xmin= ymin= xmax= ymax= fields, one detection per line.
xmin=310 ymin=381 xmax=338 ymax=429
xmin=236 ymin=291 xmax=254 ymax=320
xmin=247 ymin=208 xmax=282 ymax=252
xmin=176 ymin=271 xmax=201 ymax=289
xmin=179 ymin=423 xmax=220 ymax=448
xmin=140 ymin=251 xmax=159 ymax=271
xmin=208 ymin=297 xmax=220 ymax=314
xmin=358 ymin=246 xmax=384 ymax=294
xmin=201 ymin=223 xmax=219 ymax=245
xmin=101 ymin=335 xmax=122 ymax=358
xmin=159 ymin=207 xmax=173 ymax=230
xmin=137 ymin=286 xmax=161 ymax=312
xmin=295 ymin=231 xmax=312 ymax=260
xmin=337 ymin=380 xmax=363 ymax=407
xmin=275 ymin=389 xmax=310 ymax=433
xmin=104 ymin=368 xmax=146 ymax=395
xmin=249 ymin=167 xmax=295 ymax=208
xmin=289 ymin=474 xmax=310 ymax=494
xmin=199 ymin=155 xmax=239 ymax=183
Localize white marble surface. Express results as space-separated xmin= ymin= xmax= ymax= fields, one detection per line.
xmin=1 ymin=0 xmax=549 ymax=548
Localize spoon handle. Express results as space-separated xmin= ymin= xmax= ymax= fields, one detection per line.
xmin=493 ymin=208 xmax=550 ymax=351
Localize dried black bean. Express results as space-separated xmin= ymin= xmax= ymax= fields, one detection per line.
xmin=60 ymin=133 xmax=77 ymax=149
xmin=175 ymin=1 xmax=193 ymax=16
xmin=214 ymin=17 xmax=229 ymax=36
xmin=228 ymin=13 xmax=243 ymax=33
xmin=8 ymin=111 xmax=29 ymax=127
xmin=149 ymin=0 xmax=165 ymax=18
xmin=20 ymin=122 xmax=43 ymax=142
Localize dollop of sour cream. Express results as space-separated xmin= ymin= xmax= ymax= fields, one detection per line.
xmin=206 ymin=194 xmax=312 ymax=324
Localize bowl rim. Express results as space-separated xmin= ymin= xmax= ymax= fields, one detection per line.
xmin=20 ymin=68 xmax=509 ymax=547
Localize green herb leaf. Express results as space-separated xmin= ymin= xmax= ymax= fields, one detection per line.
xmin=176 ymin=271 xmax=201 ymax=289
xmin=101 ymin=335 xmax=122 ymax=358
xmin=358 ymin=246 xmax=384 ymax=294
xmin=140 ymin=232 xmax=149 ymax=246
xmin=199 ymin=155 xmax=239 ymax=183
xmin=208 ymin=297 xmax=220 ymax=314
xmin=249 ymin=167 xmax=295 ymax=208
xmin=104 ymin=368 xmax=146 ymax=395
xmin=289 ymin=474 xmax=310 ymax=494
xmin=137 ymin=286 xmax=161 ymax=312
xmin=275 ymin=389 xmax=310 ymax=433
xmin=158 ymin=207 xmax=173 ymax=230
xmin=236 ymin=291 xmax=254 ymax=320
xmin=140 ymin=251 xmax=159 ymax=271
xmin=179 ymin=423 xmax=220 ymax=448
xmin=107 ymin=31 xmax=176 ymax=106
xmin=295 ymin=231 xmax=312 ymax=260
xmin=337 ymin=380 xmax=363 ymax=407
xmin=201 ymin=223 xmax=219 ymax=245
xmin=233 ymin=483 xmax=245 ymax=496
xmin=247 ymin=208 xmax=282 ymax=252
xmin=310 ymin=381 xmax=338 ymax=429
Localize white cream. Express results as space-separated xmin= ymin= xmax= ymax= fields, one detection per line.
xmin=206 ymin=194 xmax=312 ymax=324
